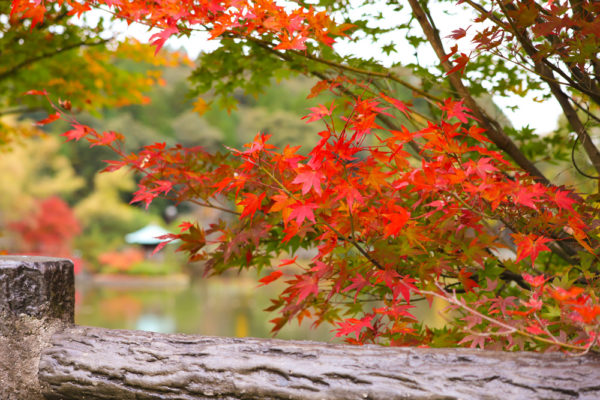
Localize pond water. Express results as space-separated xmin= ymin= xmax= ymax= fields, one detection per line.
xmin=75 ymin=273 xmax=446 ymax=342
xmin=75 ymin=274 xmax=336 ymax=342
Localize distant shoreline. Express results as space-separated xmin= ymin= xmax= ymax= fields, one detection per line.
xmin=77 ymin=273 xmax=190 ymax=288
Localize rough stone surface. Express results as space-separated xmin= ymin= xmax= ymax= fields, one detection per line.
xmin=0 ymin=256 xmax=74 ymax=400
xmin=40 ymin=325 xmax=600 ymax=400
xmin=3 ymin=255 xmax=600 ymax=400
xmin=0 ymin=256 xmax=74 ymax=322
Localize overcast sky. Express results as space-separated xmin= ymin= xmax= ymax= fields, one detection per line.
xmin=82 ymin=3 xmax=563 ymax=134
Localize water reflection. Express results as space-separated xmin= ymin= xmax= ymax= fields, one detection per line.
xmin=136 ymin=314 xmax=176 ymax=333
xmin=75 ymin=275 xmax=336 ymax=342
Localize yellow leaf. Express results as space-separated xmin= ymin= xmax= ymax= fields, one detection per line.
xmin=193 ymin=97 xmax=210 ymax=116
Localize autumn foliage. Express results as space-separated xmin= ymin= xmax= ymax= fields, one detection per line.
xmin=13 ymin=0 xmax=600 ymax=353
xmin=98 ymin=248 xmax=145 ymax=272
xmin=9 ymin=196 xmax=81 ymax=258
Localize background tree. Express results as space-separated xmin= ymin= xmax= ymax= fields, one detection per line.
xmin=0 ymin=0 xmax=188 ymax=265
xmin=0 ymin=131 xmax=83 ymax=260
xmin=14 ymin=0 xmax=600 ymax=352
xmin=0 ymin=0 xmax=181 ymax=147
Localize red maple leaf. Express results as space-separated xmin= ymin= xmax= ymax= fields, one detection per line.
xmin=149 ymin=26 xmax=179 ymax=54
xmin=446 ymin=52 xmax=470 ymax=76
xmin=488 ymin=295 xmax=517 ymax=316
xmin=89 ymin=131 xmax=123 ymax=147
xmin=130 ymin=187 xmax=158 ymax=209
xmin=67 ymin=1 xmax=92 ymax=17
xmin=289 ymin=202 xmax=318 ymax=225
xmin=554 ymin=190 xmax=576 ymax=211
xmin=62 ymin=124 xmax=90 ymax=141
xmin=513 ymin=187 xmax=539 ymax=209
xmin=333 ymin=315 xmax=374 ymax=340
xmin=525 ymin=324 xmax=545 ymax=335
xmin=259 ymin=270 xmax=283 ymax=286
xmin=373 ymin=304 xmax=416 ymax=320
xmin=383 ymin=208 xmax=410 ymax=237
xmin=512 ymin=233 xmax=552 ymax=266
xmin=274 ymin=33 xmax=307 ymax=50
xmin=439 ymin=98 xmax=474 ymax=123
xmin=24 ymin=89 xmax=48 ymax=96
xmin=269 ymin=192 xmax=294 ymax=222
xmin=573 ymin=305 xmax=600 ymax=324
xmin=522 ymin=295 xmax=543 ymax=312
xmin=275 ymin=145 xmax=305 ymax=169
xmin=441 ymin=44 xmax=458 ymax=63
xmin=466 ymin=125 xmax=490 ymax=143
xmin=238 ymin=192 xmax=266 ymax=220
xmin=379 ymin=92 xmax=411 ymax=117
xmin=446 ymin=26 xmax=470 ymax=40
xmin=394 ymin=275 xmax=418 ymax=303
xmin=36 ymin=112 xmax=60 ymax=125
xmin=458 ymin=268 xmax=479 ymax=293
xmin=278 ymin=256 xmax=298 ymax=267
xmin=307 ymin=80 xmax=331 ymax=99
xmin=302 ymin=102 xmax=335 ymax=123
xmin=294 ymin=274 xmax=319 ymax=304
xmin=281 ymin=221 xmax=300 ymax=243
xmin=292 ymin=168 xmax=324 ymax=195
xmin=153 ymin=180 xmax=174 ymax=195
xmin=551 ymin=286 xmax=584 ymax=302
xmin=467 ymin=157 xmax=498 ymax=179
xmin=458 ymin=334 xmax=486 ymax=349
xmin=522 ymin=273 xmax=547 ymax=288
xmin=342 ymin=274 xmax=371 ymax=301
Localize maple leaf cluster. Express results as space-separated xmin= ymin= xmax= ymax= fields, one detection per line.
xmin=14 ymin=0 xmax=600 ymax=353
xmin=38 ymin=87 xmax=599 ymax=351
xmin=11 ymin=0 xmax=348 ymax=53
xmin=473 ymin=0 xmax=600 ymax=70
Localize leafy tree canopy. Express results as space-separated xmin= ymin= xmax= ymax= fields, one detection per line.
xmin=13 ymin=0 xmax=600 ymax=352
xmin=0 ymin=0 xmax=183 ymax=146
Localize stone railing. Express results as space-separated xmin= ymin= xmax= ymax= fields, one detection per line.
xmin=1 ymin=256 xmax=599 ymax=400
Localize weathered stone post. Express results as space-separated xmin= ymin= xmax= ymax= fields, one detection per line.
xmin=0 ymin=256 xmax=74 ymax=400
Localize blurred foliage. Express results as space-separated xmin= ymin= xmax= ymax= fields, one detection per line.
xmin=0 ymin=124 xmax=84 ymax=258
xmin=0 ymin=0 xmax=184 ymax=151
xmin=98 ymin=247 xmax=145 ymax=273
xmin=9 ymin=196 xmax=81 ymax=257
xmin=0 ymin=130 xmax=83 ymax=216
xmin=0 ymin=0 xmax=186 ymax=266
xmin=74 ymin=169 xmax=159 ymax=270
xmin=60 ymin=64 xmax=335 ymax=152
xmin=0 ymin=47 xmax=342 ymax=272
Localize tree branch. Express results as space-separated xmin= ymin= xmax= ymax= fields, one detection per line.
xmin=0 ymin=39 xmax=109 ymax=82
xmin=406 ymin=0 xmax=551 ymax=186
xmin=494 ymin=0 xmax=600 ymax=177
xmin=244 ymin=36 xmax=444 ymax=104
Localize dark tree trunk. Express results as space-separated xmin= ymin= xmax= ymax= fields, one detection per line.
xmin=40 ymin=325 xmax=600 ymax=400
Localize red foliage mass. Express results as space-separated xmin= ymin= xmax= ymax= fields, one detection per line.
xmin=9 ymin=196 xmax=81 ymax=260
